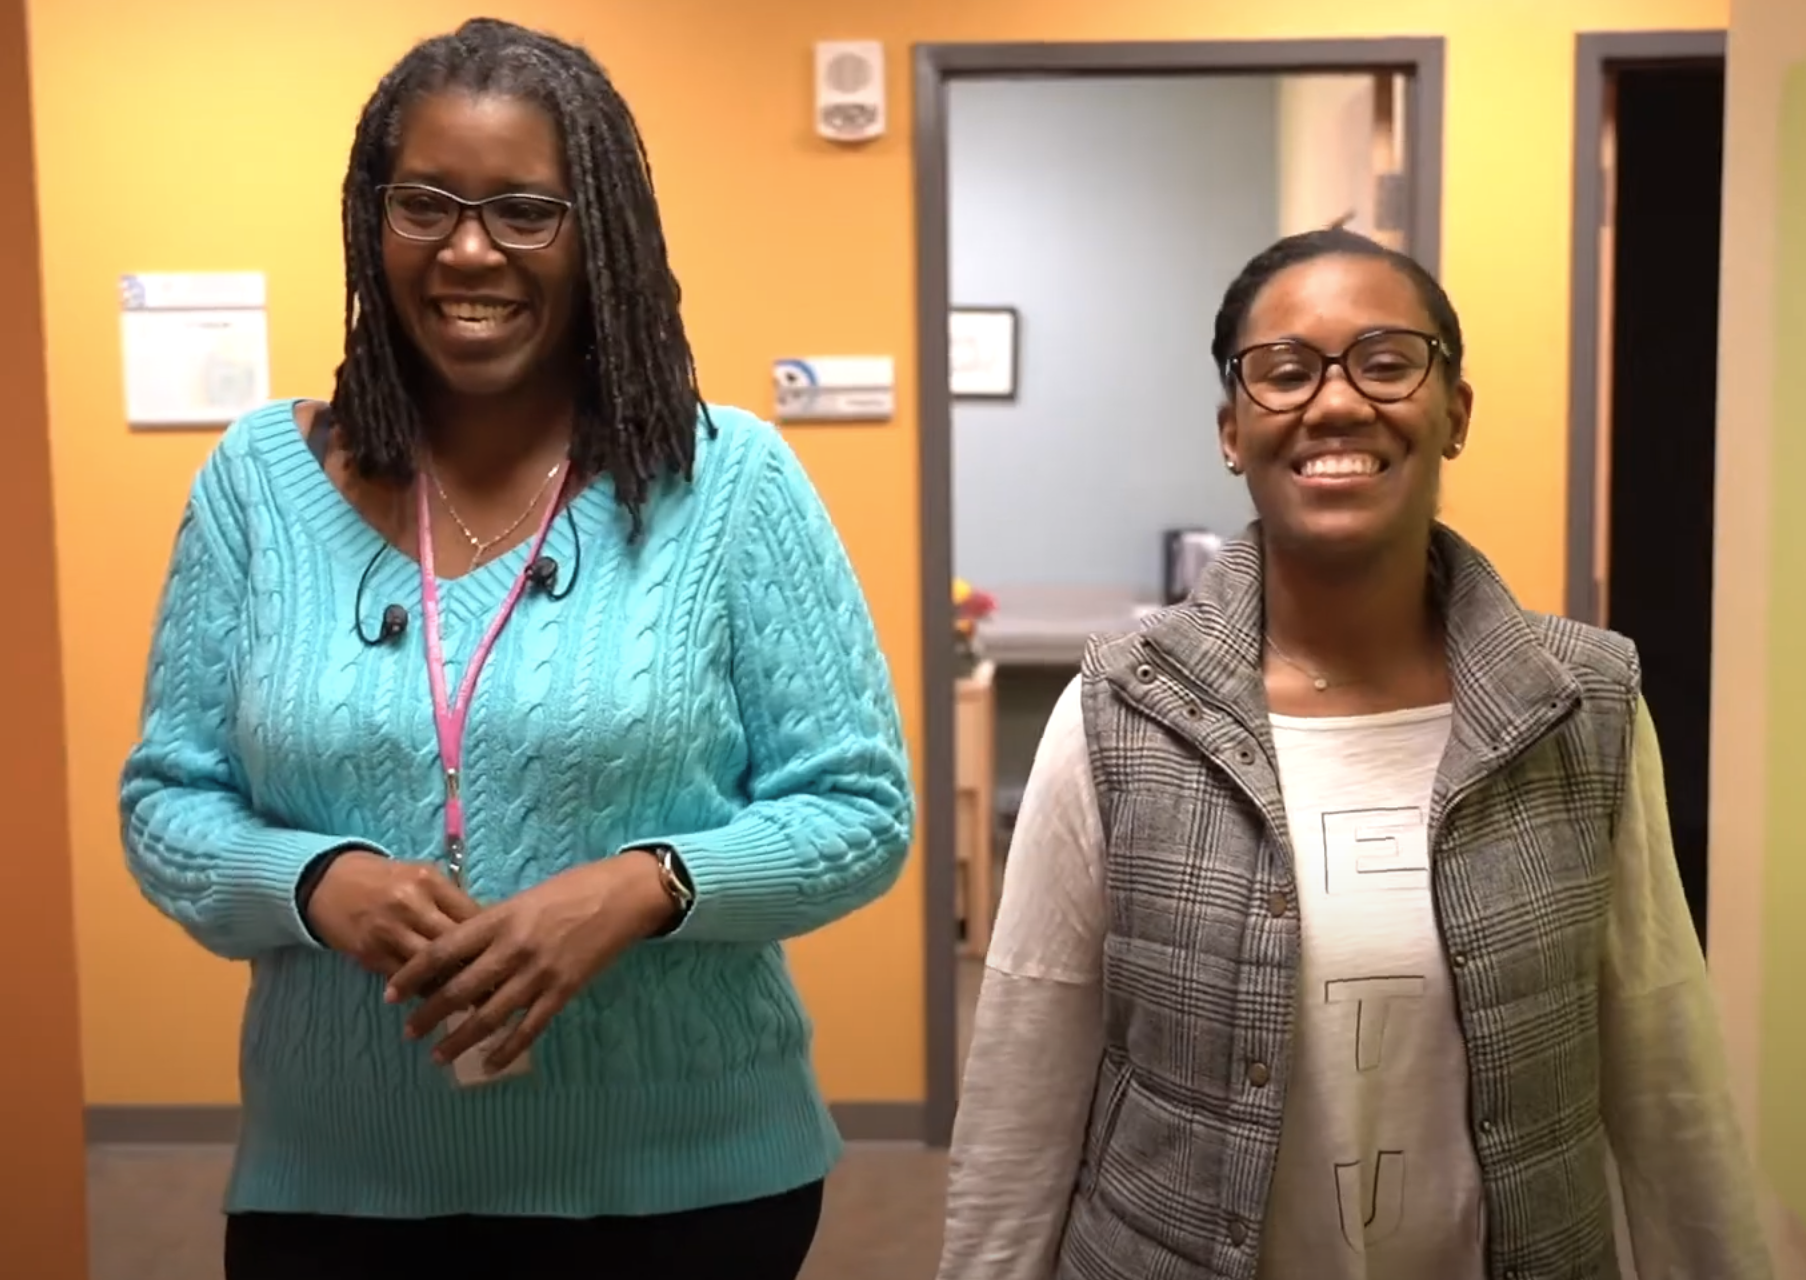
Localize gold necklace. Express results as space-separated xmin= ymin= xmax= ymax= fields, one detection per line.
xmin=427 ymin=461 xmax=563 ymax=572
xmin=1264 ymin=635 xmax=1337 ymax=693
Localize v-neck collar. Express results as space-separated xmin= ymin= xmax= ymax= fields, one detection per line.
xmin=253 ymin=398 xmax=601 ymax=618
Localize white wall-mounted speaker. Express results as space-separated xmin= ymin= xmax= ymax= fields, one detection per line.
xmin=815 ymin=40 xmax=885 ymax=143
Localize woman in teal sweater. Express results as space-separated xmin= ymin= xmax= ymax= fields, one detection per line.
xmin=119 ymin=18 xmax=912 ymax=1280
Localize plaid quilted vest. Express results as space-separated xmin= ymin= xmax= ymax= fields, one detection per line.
xmin=1056 ymin=524 xmax=1640 ymax=1280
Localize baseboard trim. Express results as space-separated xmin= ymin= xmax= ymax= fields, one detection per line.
xmin=85 ymin=1101 xmax=926 ymax=1148
xmin=827 ymin=1101 xmax=926 ymax=1143
xmin=87 ymin=1104 xmax=239 ymax=1146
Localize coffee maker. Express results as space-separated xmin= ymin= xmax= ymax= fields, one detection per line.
xmin=1162 ymin=529 xmax=1224 ymax=605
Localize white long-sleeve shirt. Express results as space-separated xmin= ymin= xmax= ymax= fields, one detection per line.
xmin=937 ymin=676 xmax=1770 ymax=1280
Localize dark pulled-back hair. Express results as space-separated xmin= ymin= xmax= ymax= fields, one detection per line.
xmin=330 ymin=17 xmax=711 ymax=535
xmin=1209 ymin=228 xmax=1465 ymax=392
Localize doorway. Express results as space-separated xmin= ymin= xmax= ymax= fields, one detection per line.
xmin=913 ymin=37 xmax=1447 ymax=1147
xmin=1566 ymin=30 xmax=1725 ymax=949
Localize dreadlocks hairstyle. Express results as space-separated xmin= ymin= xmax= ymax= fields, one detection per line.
xmin=331 ymin=17 xmax=713 ymax=537
xmin=1209 ymin=228 xmax=1466 ymax=394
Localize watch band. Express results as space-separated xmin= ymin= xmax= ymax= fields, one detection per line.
xmin=648 ymin=844 xmax=695 ymax=925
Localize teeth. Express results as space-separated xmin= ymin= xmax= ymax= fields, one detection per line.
xmin=438 ymin=302 xmax=517 ymax=325
xmin=1300 ymin=453 xmax=1382 ymax=478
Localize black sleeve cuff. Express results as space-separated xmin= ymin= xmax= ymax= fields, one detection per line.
xmin=294 ymin=845 xmax=366 ymax=944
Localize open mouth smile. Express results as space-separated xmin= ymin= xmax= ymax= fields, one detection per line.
xmin=1292 ymin=451 xmax=1389 ymax=483
xmin=433 ymin=299 xmax=526 ymax=334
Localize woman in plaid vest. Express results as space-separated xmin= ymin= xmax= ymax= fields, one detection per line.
xmin=936 ymin=229 xmax=1768 ymax=1280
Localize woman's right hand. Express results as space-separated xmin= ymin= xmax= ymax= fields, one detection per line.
xmin=304 ymin=852 xmax=482 ymax=977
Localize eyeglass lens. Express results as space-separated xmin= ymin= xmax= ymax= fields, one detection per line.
xmin=1238 ymin=330 xmax=1434 ymax=412
xmin=383 ymin=185 xmax=566 ymax=250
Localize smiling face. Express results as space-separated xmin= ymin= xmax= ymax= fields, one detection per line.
xmin=381 ymin=91 xmax=584 ymax=402
xmin=1217 ymin=253 xmax=1472 ymax=564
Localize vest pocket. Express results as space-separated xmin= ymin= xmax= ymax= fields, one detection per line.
xmin=1089 ymin=1073 xmax=1226 ymax=1267
xmin=1077 ymin=1056 xmax=1131 ymax=1198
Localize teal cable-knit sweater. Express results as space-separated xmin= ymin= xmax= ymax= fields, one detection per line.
xmin=119 ymin=398 xmax=914 ymax=1218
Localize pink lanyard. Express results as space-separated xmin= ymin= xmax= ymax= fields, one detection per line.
xmin=416 ymin=466 xmax=568 ymax=886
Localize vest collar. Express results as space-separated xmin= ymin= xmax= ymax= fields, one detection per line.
xmin=1119 ymin=522 xmax=1581 ymax=799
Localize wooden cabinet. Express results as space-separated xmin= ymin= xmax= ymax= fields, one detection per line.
xmin=954 ymin=661 xmax=996 ymax=958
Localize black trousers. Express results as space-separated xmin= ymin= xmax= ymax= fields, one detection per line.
xmin=223 ymin=1179 xmax=825 ymax=1280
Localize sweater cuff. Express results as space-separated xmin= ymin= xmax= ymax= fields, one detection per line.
xmin=217 ymin=829 xmax=389 ymax=953
xmin=624 ymin=816 xmax=796 ymax=942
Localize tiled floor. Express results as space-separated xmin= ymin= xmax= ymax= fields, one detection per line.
xmin=88 ymin=1142 xmax=950 ymax=1280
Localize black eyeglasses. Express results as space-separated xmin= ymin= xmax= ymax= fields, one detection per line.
xmin=378 ymin=182 xmax=574 ymax=251
xmin=1227 ymin=328 xmax=1448 ymax=414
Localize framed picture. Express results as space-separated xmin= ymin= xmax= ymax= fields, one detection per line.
xmin=950 ymin=306 xmax=1019 ymax=400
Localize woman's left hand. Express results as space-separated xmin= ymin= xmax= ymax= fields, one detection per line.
xmin=385 ymin=850 xmax=678 ymax=1071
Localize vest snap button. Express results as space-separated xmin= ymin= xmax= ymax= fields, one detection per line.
xmin=1136 ymin=663 xmax=1155 ymax=682
xmin=1246 ymin=1061 xmax=1271 ymax=1087
xmin=1479 ymin=1119 xmax=1495 ymax=1134
xmin=1451 ymin=951 xmax=1468 ymax=968
xmin=1267 ymin=891 xmax=1289 ymax=917
xmin=1236 ymin=748 xmax=1254 ymax=764
xmin=1226 ymin=1216 xmax=1248 ymax=1246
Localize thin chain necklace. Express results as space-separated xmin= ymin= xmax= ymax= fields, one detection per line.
xmin=1264 ymin=635 xmax=1338 ymax=693
xmin=426 ymin=460 xmax=564 ymax=573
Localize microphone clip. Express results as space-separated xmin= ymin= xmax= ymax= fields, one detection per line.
xmin=527 ymin=556 xmax=560 ymax=593
xmin=378 ymin=603 xmax=409 ymax=643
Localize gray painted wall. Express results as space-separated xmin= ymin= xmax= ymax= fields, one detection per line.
xmin=948 ymin=75 xmax=1277 ymax=599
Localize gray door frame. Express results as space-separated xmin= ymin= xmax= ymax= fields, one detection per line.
xmin=912 ymin=37 xmax=1447 ymax=1148
xmin=1564 ymin=30 xmax=1727 ymax=624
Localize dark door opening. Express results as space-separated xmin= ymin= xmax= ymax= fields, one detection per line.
xmin=1602 ymin=58 xmax=1724 ymax=945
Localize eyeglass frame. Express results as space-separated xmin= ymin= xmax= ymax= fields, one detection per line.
xmin=376 ymin=182 xmax=576 ymax=252
xmin=1224 ymin=327 xmax=1452 ymax=414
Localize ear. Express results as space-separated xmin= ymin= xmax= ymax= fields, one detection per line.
xmin=1442 ymin=379 xmax=1473 ymax=460
xmin=1217 ymin=399 xmax=1241 ymax=472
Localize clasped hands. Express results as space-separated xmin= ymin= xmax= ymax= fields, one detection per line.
xmin=304 ymin=848 xmax=679 ymax=1073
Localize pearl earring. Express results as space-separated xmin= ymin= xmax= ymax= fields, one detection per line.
xmin=1224 ymin=456 xmax=1242 ymax=475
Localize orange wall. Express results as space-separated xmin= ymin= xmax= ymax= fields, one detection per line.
xmin=0 ymin=0 xmax=89 ymax=1271
xmin=30 ymin=0 xmax=1725 ymax=1107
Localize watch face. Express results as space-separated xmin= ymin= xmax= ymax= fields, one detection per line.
xmin=656 ymin=848 xmax=695 ymax=906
